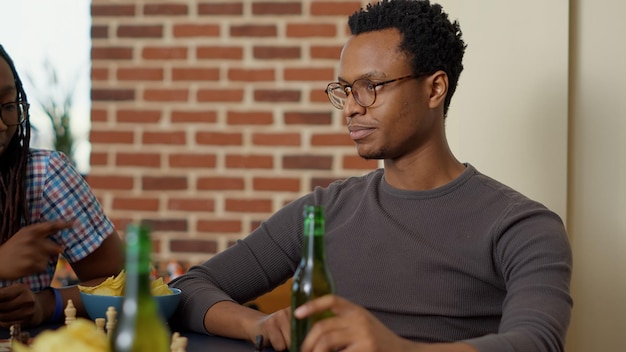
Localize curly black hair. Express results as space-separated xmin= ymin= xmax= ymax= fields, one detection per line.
xmin=0 ymin=44 xmax=31 ymax=243
xmin=348 ymin=0 xmax=466 ymax=117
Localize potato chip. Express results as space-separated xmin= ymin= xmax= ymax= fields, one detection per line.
xmin=12 ymin=318 xmax=109 ymax=352
xmin=78 ymin=270 xmax=173 ymax=296
xmin=150 ymin=277 xmax=173 ymax=296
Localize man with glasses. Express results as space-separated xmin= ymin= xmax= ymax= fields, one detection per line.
xmin=170 ymin=1 xmax=572 ymax=351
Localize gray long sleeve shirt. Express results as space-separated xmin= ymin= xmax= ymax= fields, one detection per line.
xmin=170 ymin=164 xmax=573 ymax=352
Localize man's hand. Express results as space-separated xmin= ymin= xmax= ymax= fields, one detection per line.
xmin=294 ymin=294 xmax=417 ymax=352
xmin=0 ymin=221 xmax=72 ymax=280
xmin=0 ymin=284 xmax=49 ymax=328
xmin=252 ymin=307 xmax=291 ymax=351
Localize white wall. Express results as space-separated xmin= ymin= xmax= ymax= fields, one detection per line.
xmin=567 ymin=0 xmax=626 ymax=350
xmin=436 ymin=1 xmax=626 ymax=350
xmin=441 ymin=0 xmax=569 ymax=221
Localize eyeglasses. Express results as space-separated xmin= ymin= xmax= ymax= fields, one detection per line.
xmin=324 ymin=74 xmax=416 ymax=110
xmin=0 ymin=101 xmax=29 ymax=126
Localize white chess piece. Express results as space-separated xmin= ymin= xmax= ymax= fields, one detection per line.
xmin=95 ymin=318 xmax=106 ymax=333
xmin=170 ymin=332 xmax=188 ymax=352
xmin=64 ymin=299 xmax=76 ymax=325
xmin=106 ymin=306 xmax=117 ymax=337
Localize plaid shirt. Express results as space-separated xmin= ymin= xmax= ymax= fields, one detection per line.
xmin=0 ymin=149 xmax=114 ymax=291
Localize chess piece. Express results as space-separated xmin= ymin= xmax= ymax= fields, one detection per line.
xmin=20 ymin=332 xmax=30 ymax=345
xmin=170 ymin=332 xmax=187 ymax=352
xmin=64 ymin=299 xmax=76 ymax=325
xmin=9 ymin=324 xmax=21 ymax=345
xmin=95 ymin=318 xmax=106 ymax=333
xmin=106 ymin=306 xmax=117 ymax=337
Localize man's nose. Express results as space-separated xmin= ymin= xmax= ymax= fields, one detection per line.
xmin=343 ymin=92 xmax=366 ymax=122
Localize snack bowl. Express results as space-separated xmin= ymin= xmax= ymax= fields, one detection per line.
xmin=80 ymin=288 xmax=181 ymax=321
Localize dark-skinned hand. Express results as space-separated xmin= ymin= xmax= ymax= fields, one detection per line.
xmin=0 ymin=220 xmax=72 ymax=280
xmin=0 ymin=283 xmax=47 ymax=328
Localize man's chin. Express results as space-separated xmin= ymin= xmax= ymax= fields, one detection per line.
xmin=358 ymin=152 xmax=384 ymax=160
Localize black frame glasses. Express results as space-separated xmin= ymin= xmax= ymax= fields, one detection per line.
xmin=324 ymin=74 xmax=416 ymax=110
xmin=0 ymin=101 xmax=29 ymax=126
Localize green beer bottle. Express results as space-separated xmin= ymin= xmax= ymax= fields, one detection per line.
xmin=111 ymin=223 xmax=170 ymax=352
xmin=290 ymin=205 xmax=335 ymax=352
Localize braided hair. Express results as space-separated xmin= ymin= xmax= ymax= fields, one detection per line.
xmin=0 ymin=45 xmax=31 ymax=243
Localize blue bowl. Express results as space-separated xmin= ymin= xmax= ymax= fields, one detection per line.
xmin=79 ymin=288 xmax=181 ymax=321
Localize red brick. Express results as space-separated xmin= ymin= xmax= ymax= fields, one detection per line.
xmin=284 ymin=68 xmax=335 ymax=81
xmin=284 ymin=111 xmax=332 ymax=125
xmin=170 ymin=239 xmax=216 ymax=253
xmin=196 ymin=132 xmax=243 ymax=146
xmin=252 ymin=2 xmax=302 ymax=15
xmin=254 ymin=90 xmax=301 ymax=102
xmin=86 ymin=175 xmax=134 ymax=190
xmin=286 ymin=24 xmax=336 ymax=37
xmin=197 ymin=46 xmax=243 ymax=60
xmin=91 ymin=89 xmax=135 ymax=101
xmin=168 ymin=198 xmax=215 ymax=212
xmin=142 ymin=177 xmax=188 ymax=190
xmin=253 ymin=177 xmax=300 ymax=192
xmin=171 ymin=110 xmax=218 ymax=123
xmin=118 ymin=25 xmax=163 ymax=38
xmin=91 ymin=4 xmax=135 ymax=16
xmin=113 ymin=197 xmax=160 ymax=211
xmin=144 ymin=89 xmax=189 ymax=102
xmin=91 ymin=67 xmax=109 ymax=81
xmin=90 ymin=109 xmax=108 ymax=122
xmin=227 ymin=111 xmax=273 ymax=125
xmin=311 ymin=45 xmax=343 ymax=60
xmin=283 ymin=155 xmax=333 ymax=170
xmin=91 ymin=47 xmax=133 ymax=60
xmin=252 ymin=133 xmax=300 ymax=146
xmin=117 ymin=109 xmax=162 ymax=123
xmin=310 ymin=89 xmax=329 ymax=103
xmin=197 ymin=220 xmax=241 ymax=233
xmin=198 ymin=2 xmax=243 ymax=15
xmin=90 ymin=131 xmax=134 ymax=144
xmin=225 ymin=155 xmax=274 ymax=169
xmin=197 ymin=89 xmax=244 ymax=102
xmin=225 ymin=199 xmax=273 ymax=213
xmin=144 ymin=4 xmax=188 ymax=15
xmin=230 ymin=25 xmax=277 ymax=37
xmin=310 ymin=1 xmax=362 ymax=16
xmin=147 ymin=219 xmax=188 ymax=232
xmin=172 ymin=68 xmax=219 ymax=81
xmin=117 ymin=67 xmax=164 ymax=81
xmin=174 ymin=24 xmax=220 ymax=37
xmin=169 ymin=154 xmax=216 ymax=168
xmin=116 ymin=152 xmax=161 ymax=168
xmin=91 ymin=25 xmax=108 ymax=39
xmin=142 ymin=47 xmax=188 ymax=60
xmin=143 ymin=131 xmax=187 ymax=145
xmin=197 ymin=177 xmax=245 ymax=190
xmin=253 ymin=46 xmax=300 ymax=60
xmin=311 ymin=133 xmax=352 ymax=146
xmin=90 ymin=152 xmax=108 ymax=166
xmin=228 ymin=68 xmax=274 ymax=81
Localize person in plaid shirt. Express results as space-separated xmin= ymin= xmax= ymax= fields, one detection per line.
xmin=0 ymin=45 xmax=124 ymax=328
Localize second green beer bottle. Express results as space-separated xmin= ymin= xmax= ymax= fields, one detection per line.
xmin=111 ymin=223 xmax=170 ymax=352
xmin=290 ymin=205 xmax=335 ymax=352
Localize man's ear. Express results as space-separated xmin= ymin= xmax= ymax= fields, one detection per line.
xmin=428 ymin=70 xmax=448 ymax=110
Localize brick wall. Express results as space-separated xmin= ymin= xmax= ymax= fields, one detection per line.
xmin=89 ymin=0 xmax=376 ymax=267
